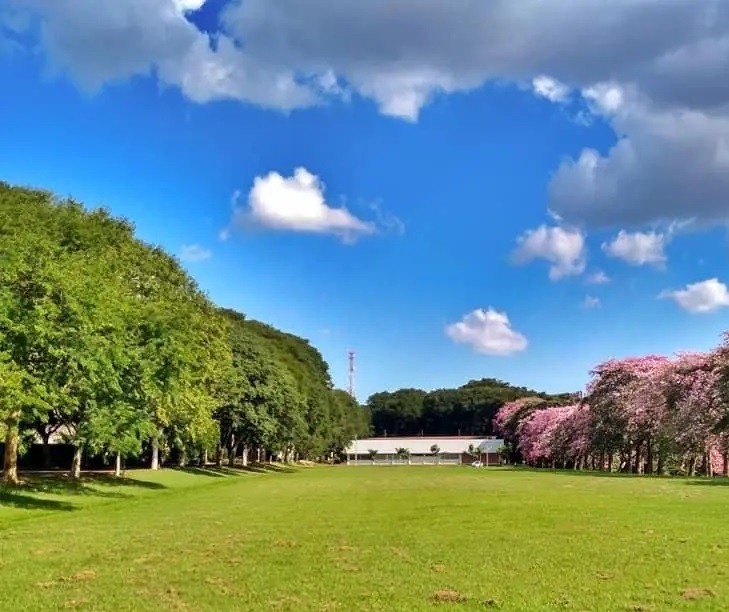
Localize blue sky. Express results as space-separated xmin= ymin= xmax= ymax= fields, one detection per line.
xmin=2 ymin=0 xmax=729 ymax=400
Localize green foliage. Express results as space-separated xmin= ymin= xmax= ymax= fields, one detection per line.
xmin=0 ymin=183 xmax=368 ymax=475
xmin=367 ymin=379 xmax=569 ymax=437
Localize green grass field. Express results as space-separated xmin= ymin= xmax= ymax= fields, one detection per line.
xmin=2 ymin=466 xmax=729 ymax=611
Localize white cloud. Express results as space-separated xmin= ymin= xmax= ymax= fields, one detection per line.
xmin=179 ymin=243 xmax=212 ymax=262
xmin=659 ymin=278 xmax=729 ymax=314
xmin=582 ymin=81 xmax=625 ymax=115
xmin=445 ymin=308 xmax=527 ymax=356
xmin=582 ymin=295 xmax=600 ymax=309
xmin=532 ymin=75 xmax=569 ymax=102
xmin=231 ymin=167 xmax=375 ymax=242
xmin=549 ymin=95 xmax=729 ymax=229
xmin=14 ymin=0 xmax=314 ymax=110
xmin=172 ymin=0 xmax=206 ymax=12
xmin=9 ymin=0 xmax=729 ymax=230
xmin=513 ymin=225 xmax=586 ymax=280
xmin=602 ymin=230 xmax=667 ymax=266
xmin=586 ymin=270 xmax=610 ymax=285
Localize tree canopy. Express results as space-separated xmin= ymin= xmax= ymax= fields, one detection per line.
xmin=0 ymin=183 xmax=369 ymax=483
xmin=366 ymin=379 xmax=572 ymax=437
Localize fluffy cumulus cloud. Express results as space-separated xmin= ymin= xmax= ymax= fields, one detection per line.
xmin=549 ymin=99 xmax=729 ymax=228
xmin=7 ymin=0 xmax=729 ymax=226
xmin=445 ymin=308 xmax=527 ymax=356
xmin=228 ymin=167 xmax=375 ymax=242
xmin=602 ymin=230 xmax=667 ymax=266
xmin=179 ymin=243 xmax=211 ymax=262
xmin=660 ymin=278 xmax=729 ymax=314
xmin=513 ymin=225 xmax=585 ymax=280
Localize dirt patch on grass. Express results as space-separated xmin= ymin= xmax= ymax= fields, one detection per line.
xmin=37 ymin=581 xmax=56 ymax=589
xmin=159 ymin=586 xmax=190 ymax=611
xmin=431 ymin=564 xmax=448 ymax=573
xmin=273 ymin=539 xmax=297 ymax=549
xmin=69 ymin=570 xmax=96 ymax=582
xmin=38 ymin=569 xmax=96 ymax=589
xmin=681 ymin=588 xmax=715 ymax=601
xmin=432 ymin=590 xmax=467 ymax=603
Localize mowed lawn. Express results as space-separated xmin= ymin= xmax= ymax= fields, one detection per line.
xmin=2 ymin=467 xmax=729 ymax=611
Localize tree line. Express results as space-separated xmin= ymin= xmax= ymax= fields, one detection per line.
xmin=495 ymin=347 xmax=729 ymax=476
xmin=0 ymin=183 xmax=369 ymax=484
xmin=366 ymin=379 xmax=574 ymax=437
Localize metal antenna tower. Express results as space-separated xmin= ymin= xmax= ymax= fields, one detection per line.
xmin=347 ymin=350 xmax=356 ymax=398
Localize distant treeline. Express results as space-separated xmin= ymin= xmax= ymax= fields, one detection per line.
xmin=365 ymin=379 xmax=574 ymax=437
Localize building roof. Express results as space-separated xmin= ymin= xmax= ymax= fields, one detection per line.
xmin=345 ymin=436 xmax=504 ymax=455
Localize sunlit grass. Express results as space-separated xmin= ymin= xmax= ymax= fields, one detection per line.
xmin=2 ymin=466 xmax=728 ymax=610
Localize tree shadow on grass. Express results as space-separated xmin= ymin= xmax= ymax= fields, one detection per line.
xmin=253 ymin=463 xmax=298 ymax=474
xmin=182 ymin=464 xmax=299 ymax=475
xmin=177 ymin=467 xmax=227 ymax=478
xmin=14 ymin=473 xmax=165 ymax=500
xmin=685 ymin=478 xmax=729 ymax=487
xmin=0 ymin=489 xmax=75 ymax=511
xmin=516 ymin=467 xmax=660 ymax=479
xmin=515 ymin=466 xmax=728 ymax=483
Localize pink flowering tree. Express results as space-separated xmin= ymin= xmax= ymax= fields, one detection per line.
xmin=665 ymin=351 xmax=722 ymax=476
xmin=586 ymin=355 xmax=670 ymax=473
xmin=517 ymin=405 xmax=575 ymax=467
xmin=494 ymin=397 xmax=551 ymax=464
xmin=550 ymin=404 xmax=590 ymax=469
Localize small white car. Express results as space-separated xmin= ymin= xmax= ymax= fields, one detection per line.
xmin=471 ymin=460 xmax=482 ymax=468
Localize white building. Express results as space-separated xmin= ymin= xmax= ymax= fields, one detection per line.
xmin=344 ymin=436 xmax=504 ymax=466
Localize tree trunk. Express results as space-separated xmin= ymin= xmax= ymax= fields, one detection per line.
xmin=607 ymin=453 xmax=613 ymax=473
xmin=70 ymin=445 xmax=82 ymax=479
xmin=689 ymin=455 xmax=697 ymax=477
xmin=179 ymin=448 xmax=187 ymax=468
xmin=151 ymin=439 xmax=160 ymax=470
xmin=241 ymin=445 xmax=248 ymax=467
xmin=3 ymin=415 xmax=20 ymax=485
xmin=634 ymin=445 xmax=643 ymax=475
xmin=723 ymin=451 xmax=728 ymax=477
xmin=115 ymin=452 xmax=122 ymax=477
xmin=657 ymin=453 xmax=664 ymax=476
xmin=705 ymin=447 xmax=713 ymax=478
xmin=646 ymin=440 xmax=654 ymax=475
xmin=228 ymin=442 xmax=239 ymax=467
xmin=202 ymin=448 xmax=208 ymax=466
xmin=41 ymin=430 xmax=52 ymax=469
